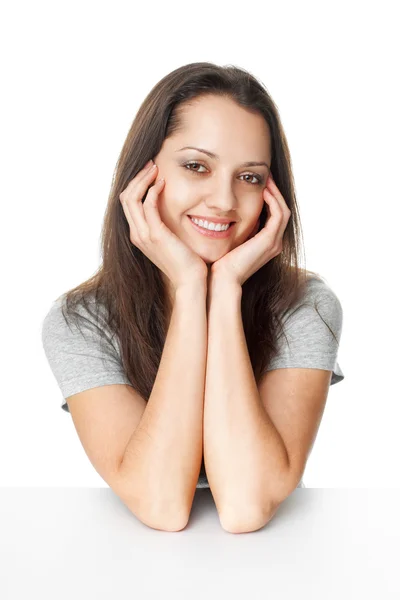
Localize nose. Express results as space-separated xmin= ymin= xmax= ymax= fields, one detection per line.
xmin=203 ymin=176 xmax=239 ymax=214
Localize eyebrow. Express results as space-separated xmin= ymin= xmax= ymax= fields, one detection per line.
xmin=176 ymin=146 xmax=270 ymax=170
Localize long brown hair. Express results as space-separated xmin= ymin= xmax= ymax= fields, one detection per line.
xmin=58 ymin=61 xmax=329 ymax=402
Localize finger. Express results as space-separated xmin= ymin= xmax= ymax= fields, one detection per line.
xmin=120 ymin=190 xmax=140 ymax=241
xmin=142 ymin=177 xmax=166 ymax=239
xmin=121 ymin=164 xmax=158 ymax=240
xmin=126 ymin=160 xmax=155 ymax=190
xmin=263 ymin=188 xmax=283 ymax=233
xmin=267 ymin=176 xmax=291 ymax=217
xmin=264 ymin=187 xmax=290 ymax=243
xmin=120 ymin=161 xmax=154 ymax=211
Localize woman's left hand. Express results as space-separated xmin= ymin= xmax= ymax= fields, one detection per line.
xmin=210 ymin=173 xmax=292 ymax=287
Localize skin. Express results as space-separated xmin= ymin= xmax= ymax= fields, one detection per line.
xmin=151 ymin=94 xmax=272 ymax=306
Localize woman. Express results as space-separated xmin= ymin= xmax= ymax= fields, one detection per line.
xmin=41 ymin=62 xmax=344 ymax=532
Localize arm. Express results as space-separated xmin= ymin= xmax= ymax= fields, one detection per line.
xmin=203 ymin=279 xmax=289 ymax=531
xmin=118 ymin=280 xmax=208 ymax=529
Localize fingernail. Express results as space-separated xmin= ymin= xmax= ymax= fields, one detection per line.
xmin=144 ymin=159 xmax=153 ymax=169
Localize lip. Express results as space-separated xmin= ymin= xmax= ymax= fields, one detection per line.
xmin=187 ymin=214 xmax=236 ymax=224
xmin=187 ymin=215 xmax=236 ymax=239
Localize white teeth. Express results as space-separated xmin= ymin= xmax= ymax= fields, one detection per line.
xmin=190 ymin=217 xmax=230 ymax=231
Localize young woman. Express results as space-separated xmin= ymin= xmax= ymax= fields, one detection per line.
xmin=41 ymin=62 xmax=344 ymax=533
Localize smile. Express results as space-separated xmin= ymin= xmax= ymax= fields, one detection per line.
xmin=187 ymin=216 xmax=236 ymax=239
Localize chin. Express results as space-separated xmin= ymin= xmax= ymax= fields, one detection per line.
xmin=192 ymin=247 xmax=233 ymax=265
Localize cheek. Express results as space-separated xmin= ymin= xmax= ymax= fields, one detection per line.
xmin=160 ymin=179 xmax=192 ymax=214
xmin=156 ymin=188 xmax=188 ymax=233
xmin=246 ymin=217 xmax=260 ymax=241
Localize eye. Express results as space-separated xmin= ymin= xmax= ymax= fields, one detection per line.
xmin=241 ymin=173 xmax=263 ymax=185
xmin=183 ymin=161 xmax=207 ymax=174
xmin=182 ymin=161 xmax=264 ymax=185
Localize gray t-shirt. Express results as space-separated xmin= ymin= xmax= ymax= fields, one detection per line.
xmin=41 ymin=274 xmax=344 ymax=490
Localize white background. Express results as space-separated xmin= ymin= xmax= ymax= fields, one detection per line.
xmin=1 ymin=0 xmax=398 ymax=488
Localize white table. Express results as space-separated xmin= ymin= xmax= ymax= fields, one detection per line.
xmin=1 ymin=487 xmax=398 ymax=599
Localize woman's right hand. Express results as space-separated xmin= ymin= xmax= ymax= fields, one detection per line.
xmin=119 ymin=159 xmax=209 ymax=293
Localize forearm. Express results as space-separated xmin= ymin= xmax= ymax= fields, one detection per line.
xmin=203 ymin=280 xmax=289 ymax=526
xmin=119 ymin=281 xmax=207 ymax=526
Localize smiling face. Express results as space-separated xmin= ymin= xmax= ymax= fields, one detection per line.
xmin=152 ymin=94 xmax=272 ymax=297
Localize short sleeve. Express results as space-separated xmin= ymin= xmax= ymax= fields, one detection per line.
xmin=41 ymin=296 xmax=133 ymax=413
xmin=265 ymin=276 xmax=345 ymax=385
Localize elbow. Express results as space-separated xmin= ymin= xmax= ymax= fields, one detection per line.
xmin=112 ymin=474 xmax=191 ymax=532
xmin=219 ymin=505 xmax=277 ymax=534
xmin=140 ymin=509 xmax=190 ymax=532
xmin=217 ymin=474 xmax=297 ymax=533
xmin=118 ymin=495 xmax=190 ymax=531
xmin=218 ymin=498 xmax=278 ymax=534
xmin=123 ymin=495 xmax=191 ymax=531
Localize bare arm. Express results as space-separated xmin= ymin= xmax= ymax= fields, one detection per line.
xmin=117 ymin=280 xmax=208 ymax=529
xmin=203 ymin=278 xmax=289 ymax=532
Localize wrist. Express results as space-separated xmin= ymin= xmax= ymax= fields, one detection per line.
xmin=208 ymin=273 xmax=242 ymax=297
xmin=174 ymin=279 xmax=208 ymax=300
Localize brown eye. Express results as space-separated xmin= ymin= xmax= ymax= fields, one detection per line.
xmin=184 ymin=161 xmax=207 ymax=173
xmin=241 ymin=173 xmax=263 ymax=185
xmin=182 ymin=161 xmax=263 ymax=185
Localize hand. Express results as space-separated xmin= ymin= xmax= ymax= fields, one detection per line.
xmin=210 ymin=173 xmax=291 ymax=287
xmin=119 ymin=160 xmax=209 ymax=293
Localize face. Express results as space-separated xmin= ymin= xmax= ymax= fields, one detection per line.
xmin=152 ymin=94 xmax=272 ymax=293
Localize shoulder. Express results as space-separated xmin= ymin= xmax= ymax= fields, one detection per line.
xmin=282 ymin=273 xmax=343 ymax=340
xmin=41 ymin=295 xmax=70 ymax=342
xmin=41 ymin=292 xmax=129 ymax=407
xmin=41 ymin=292 xmax=115 ymax=357
xmin=267 ymin=272 xmax=345 ymax=385
xmin=42 ymin=292 xmax=104 ymax=337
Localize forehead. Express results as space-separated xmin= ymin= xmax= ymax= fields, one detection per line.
xmin=166 ymin=95 xmax=271 ymax=158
